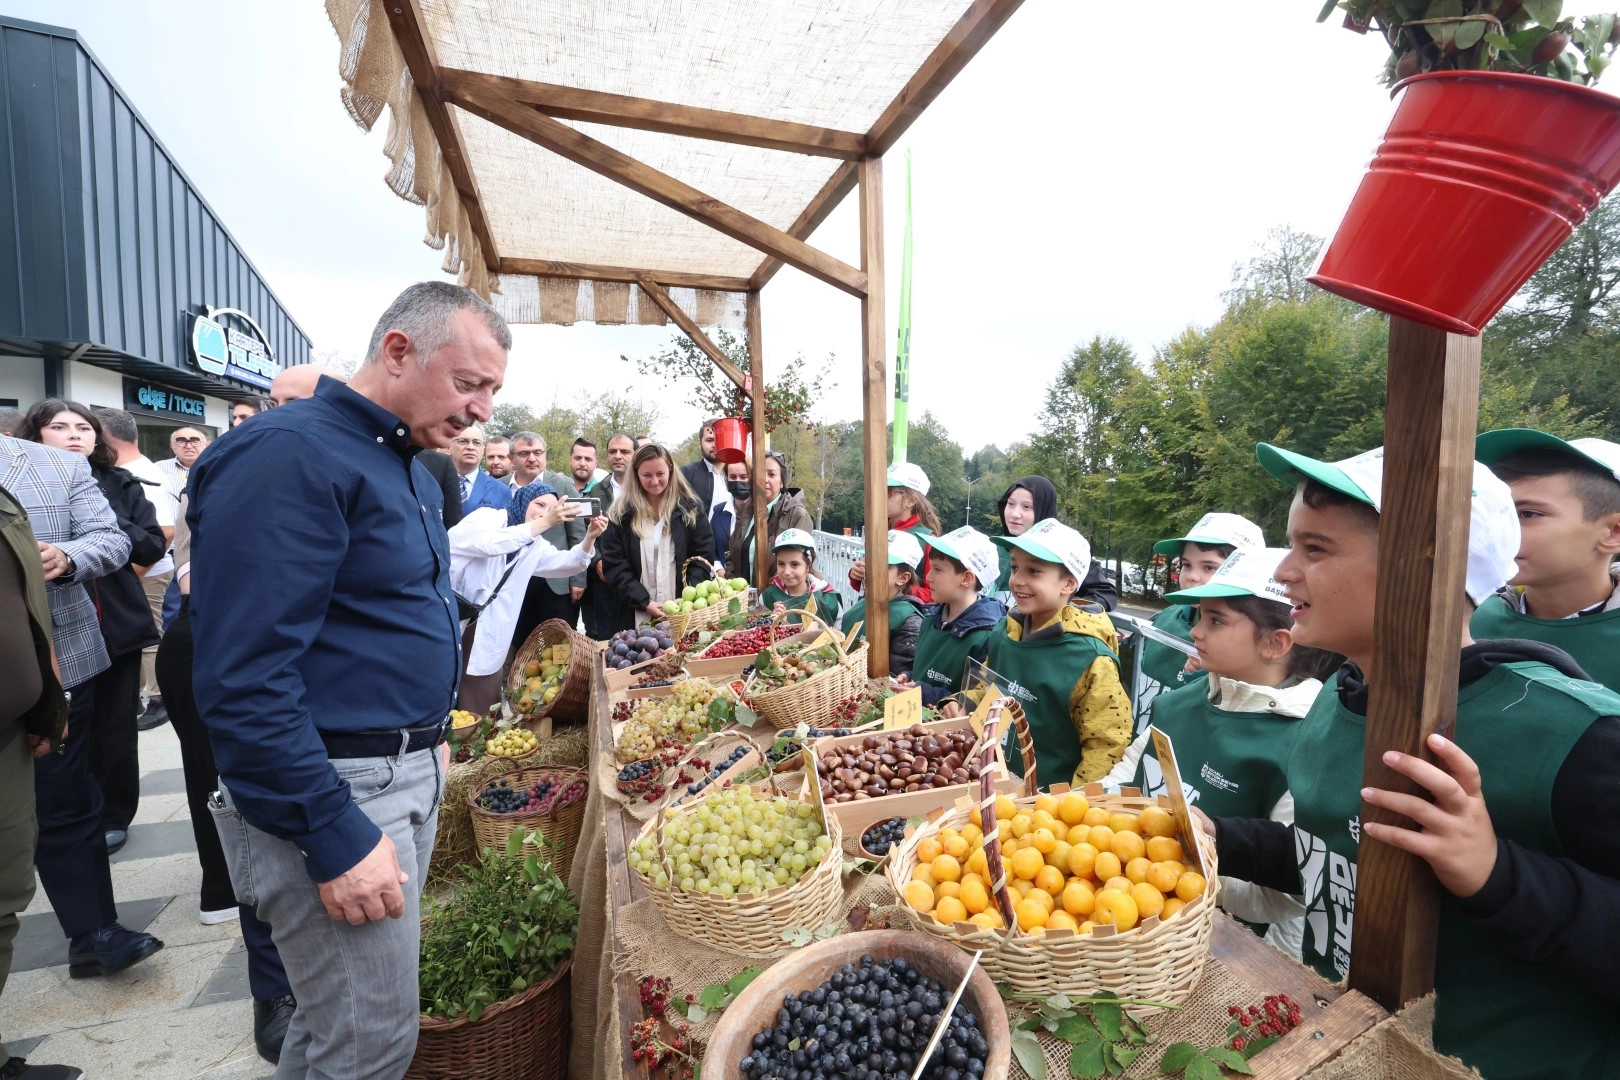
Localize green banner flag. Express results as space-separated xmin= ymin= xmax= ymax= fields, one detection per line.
xmin=892 ymin=151 xmax=913 ymax=463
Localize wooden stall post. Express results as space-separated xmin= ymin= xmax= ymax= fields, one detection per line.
xmin=858 ymin=156 xmax=890 ymax=677
xmin=747 ymin=290 xmax=770 ymax=590
xmin=1348 ymin=316 xmax=1482 ymax=1012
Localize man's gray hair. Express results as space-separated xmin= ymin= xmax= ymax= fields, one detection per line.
xmin=364 ymin=281 xmax=512 ymax=368
xmin=511 ymin=430 xmax=545 ymax=450
xmin=92 ymin=406 xmax=139 ymax=444
xmin=0 ymin=408 xmax=19 ymax=436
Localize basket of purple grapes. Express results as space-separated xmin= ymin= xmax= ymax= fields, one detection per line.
xmin=466 ymin=764 xmax=589 ymax=881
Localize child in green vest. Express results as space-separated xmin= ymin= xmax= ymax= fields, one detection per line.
xmin=1209 ymin=442 xmax=1620 ymax=1078
xmin=1471 ymin=429 xmax=1620 ymax=690
xmin=1104 ymin=546 xmax=1341 ymax=957
xmin=761 ymin=528 xmax=841 ymax=628
xmin=942 ymin=519 xmax=1132 ymax=787
xmin=903 ymin=526 xmax=1007 ymax=705
xmin=839 ymin=530 xmax=929 ymax=677
xmin=1140 ymin=512 xmax=1267 ymax=696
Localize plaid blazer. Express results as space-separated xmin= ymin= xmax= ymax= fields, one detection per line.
xmin=0 ymin=436 xmax=130 ymax=689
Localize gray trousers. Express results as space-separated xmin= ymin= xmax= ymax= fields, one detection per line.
xmin=211 ymin=748 xmax=442 ymax=1080
xmin=0 ymin=730 xmax=38 ymax=1058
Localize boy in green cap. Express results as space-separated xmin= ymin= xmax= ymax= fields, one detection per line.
xmin=1471 ymin=429 xmax=1620 ymax=691
xmin=1139 ymin=512 xmax=1267 ymax=698
xmin=942 ymin=519 xmax=1132 ymax=786
xmin=1209 ymin=442 xmax=1620 ymax=1078
xmin=839 ymin=529 xmax=929 ymax=677
xmin=904 ymin=526 xmax=1007 ymax=706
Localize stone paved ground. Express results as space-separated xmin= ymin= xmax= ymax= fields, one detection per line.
xmin=1 ymin=722 xmax=273 ymax=1080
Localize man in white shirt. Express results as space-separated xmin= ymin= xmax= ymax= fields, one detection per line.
xmin=94 ymin=408 xmax=176 ymax=730
xmin=154 ymin=427 xmax=208 ymax=509
xmin=602 ymin=432 xmax=635 ymax=504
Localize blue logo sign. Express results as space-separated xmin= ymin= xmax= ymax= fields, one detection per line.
xmin=189 ymin=307 xmax=281 ymax=390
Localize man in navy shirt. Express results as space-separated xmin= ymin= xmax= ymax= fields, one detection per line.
xmin=188 ymin=281 xmax=509 ymax=1080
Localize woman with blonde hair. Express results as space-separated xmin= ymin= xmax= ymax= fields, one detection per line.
xmin=597 ymin=443 xmax=715 ymax=634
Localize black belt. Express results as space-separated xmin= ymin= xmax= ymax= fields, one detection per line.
xmin=321 ymin=716 xmax=451 ymax=760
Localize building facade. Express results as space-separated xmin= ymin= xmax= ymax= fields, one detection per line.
xmin=0 ymin=16 xmax=310 ymax=458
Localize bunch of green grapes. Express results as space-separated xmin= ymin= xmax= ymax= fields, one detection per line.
xmin=629 ymin=787 xmax=833 ymax=898
xmin=614 ymin=679 xmax=724 ymax=763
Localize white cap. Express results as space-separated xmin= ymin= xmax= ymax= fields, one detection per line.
xmin=991 ymin=517 xmax=1092 ymax=583
xmin=773 ymin=528 xmax=816 ymax=551
xmin=886 ymin=529 xmax=926 ymax=571
xmin=886 ymin=462 xmax=931 ymax=497
xmin=1256 ymin=444 xmax=1520 ymax=606
xmin=1152 ymin=512 xmax=1266 ymax=557
xmin=1476 ymin=428 xmax=1620 ymax=484
xmin=924 ymin=526 xmax=1001 ymax=593
xmin=1166 ymin=547 xmax=1293 ymax=607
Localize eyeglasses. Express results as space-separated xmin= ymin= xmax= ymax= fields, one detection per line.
xmin=451 ymin=437 xmax=486 ymax=447
xmin=173 ymin=436 xmax=204 ymax=445
xmin=513 ymin=448 xmax=544 ymax=458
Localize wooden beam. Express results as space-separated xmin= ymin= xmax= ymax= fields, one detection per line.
xmin=383 ymin=0 xmax=500 ymax=271
xmin=446 ymin=86 xmax=869 ymax=299
xmin=858 ymin=156 xmax=890 ymax=678
xmin=747 ymin=291 xmax=770 ymax=592
xmin=635 ymin=278 xmax=749 ymax=392
xmin=866 ymin=0 xmax=1030 ymax=156
xmin=1348 ymin=318 xmax=1482 ymax=1012
xmin=499 ymin=258 xmax=752 ymax=292
xmin=749 ymin=160 xmax=859 ymax=291
xmin=439 ymin=68 xmax=866 ymax=160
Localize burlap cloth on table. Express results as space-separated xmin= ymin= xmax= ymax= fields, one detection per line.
xmin=1307 ymin=994 xmax=1478 ymax=1079
xmin=428 ymin=722 xmax=591 ymax=884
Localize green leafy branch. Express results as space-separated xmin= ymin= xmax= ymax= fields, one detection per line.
xmin=1002 ymin=991 xmax=1174 ymax=1079
xmin=1157 ymin=1041 xmax=1253 ymax=1080
xmin=685 ymin=966 xmax=763 ymax=1024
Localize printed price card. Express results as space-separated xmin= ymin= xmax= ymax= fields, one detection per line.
xmin=883 ymin=687 xmax=923 ymax=730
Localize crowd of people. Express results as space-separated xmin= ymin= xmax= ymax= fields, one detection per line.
xmin=1 ymin=277 xmax=1618 ymax=1079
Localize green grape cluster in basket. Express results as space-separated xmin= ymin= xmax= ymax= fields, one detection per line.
xmin=614 ymin=679 xmax=732 ymax=763
xmin=628 ymin=786 xmax=833 ymax=898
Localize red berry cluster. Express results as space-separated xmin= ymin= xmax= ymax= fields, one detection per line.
xmin=699 ymin=625 xmax=785 ymax=659
xmin=639 ymin=975 xmax=671 ymax=1013
xmin=831 ymin=684 xmax=890 ymax=726
xmin=630 ymin=1014 xmax=696 ymax=1077
xmin=1227 ymin=994 xmax=1303 ymax=1053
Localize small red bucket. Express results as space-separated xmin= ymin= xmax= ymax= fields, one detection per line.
xmin=1309 ymin=72 xmax=1620 ymax=336
xmin=713 ymin=417 xmax=750 ymax=464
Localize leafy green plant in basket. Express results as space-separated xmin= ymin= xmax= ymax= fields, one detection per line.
xmin=1321 ymin=1 xmax=1620 ymax=84
xmin=418 ymin=829 xmax=578 ymax=1022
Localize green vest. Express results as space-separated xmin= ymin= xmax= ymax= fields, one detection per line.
xmin=912 ymin=611 xmax=996 ymax=700
xmin=840 ymin=596 xmax=926 ymax=641
xmin=1470 ymin=593 xmax=1620 ymax=693
xmin=1126 ymin=681 xmax=1300 ymax=821
xmin=983 ymin=619 xmax=1119 ymax=789
xmin=1139 ymin=604 xmax=1206 ymax=691
xmin=761 ymin=583 xmax=840 ymax=628
xmin=1287 ymin=665 xmax=1619 ymax=1077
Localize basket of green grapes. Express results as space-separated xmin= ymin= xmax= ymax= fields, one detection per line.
xmin=628 ymin=784 xmax=844 ymax=957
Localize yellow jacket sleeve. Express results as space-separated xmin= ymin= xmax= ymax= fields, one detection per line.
xmin=1068 ymin=655 xmax=1132 ymax=785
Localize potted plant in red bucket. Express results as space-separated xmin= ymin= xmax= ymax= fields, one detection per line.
xmin=1310 ymin=2 xmax=1620 ymax=335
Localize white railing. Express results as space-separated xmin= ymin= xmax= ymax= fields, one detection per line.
xmin=812 ymin=530 xmax=866 ymax=610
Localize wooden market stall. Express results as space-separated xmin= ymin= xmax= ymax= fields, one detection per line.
xmin=319 ymin=1 xmax=1596 ymax=1077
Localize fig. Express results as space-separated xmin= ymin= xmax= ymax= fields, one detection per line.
xmin=1531 ymin=31 xmax=1571 ymax=66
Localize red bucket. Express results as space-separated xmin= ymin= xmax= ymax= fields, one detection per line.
xmin=712 ymin=417 xmax=750 ymax=465
xmin=1309 ymin=72 xmax=1620 ymax=336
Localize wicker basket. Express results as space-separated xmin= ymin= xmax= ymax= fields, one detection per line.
xmin=508 ymin=619 xmax=593 ymax=724
xmin=631 ymin=787 xmax=845 ymax=957
xmin=663 ymin=556 xmax=739 ymax=640
xmin=749 ymin=609 xmax=869 ymax=730
xmin=466 ymin=762 xmax=588 ymax=882
xmin=884 ymin=702 xmax=1219 ymax=1003
xmin=406 ymin=954 xmax=572 ymax=1080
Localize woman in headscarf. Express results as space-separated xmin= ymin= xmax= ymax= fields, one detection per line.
xmin=448 ymin=481 xmax=605 ymax=713
xmin=994 ymin=475 xmax=1118 ymax=611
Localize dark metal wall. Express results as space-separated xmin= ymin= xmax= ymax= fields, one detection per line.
xmin=0 ymin=16 xmax=310 ymax=387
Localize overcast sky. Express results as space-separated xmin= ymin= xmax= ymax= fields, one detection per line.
xmin=8 ymin=1 xmax=1559 ymax=452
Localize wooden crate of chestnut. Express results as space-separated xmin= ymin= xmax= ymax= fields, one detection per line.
xmin=802 ymin=718 xmax=1019 ymax=843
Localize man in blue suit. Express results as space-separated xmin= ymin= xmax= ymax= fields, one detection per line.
xmin=449 ymin=425 xmax=510 ymax=513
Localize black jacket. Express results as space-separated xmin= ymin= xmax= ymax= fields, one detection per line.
xmin=416 ymin=450 xmax=463 ymax=530
xmin=597 ymin=496 xmax=716 ymax=634
xmin=681 ymin=459 xmax=718 ymax=510
xmin=90 ymin=465 xmax=164 ymax=657
xmin=1214 ymin=640 xmax=1620 ymax=1009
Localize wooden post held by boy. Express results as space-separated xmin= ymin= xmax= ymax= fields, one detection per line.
xmin=1350 ymin=317 xmax=1482 ymax=1011
xmin=859 ymin=154 xmax=890 ymax=676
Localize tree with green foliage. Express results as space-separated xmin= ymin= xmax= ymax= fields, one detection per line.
xmin=623 ymin=330 xmax=835 ymax=434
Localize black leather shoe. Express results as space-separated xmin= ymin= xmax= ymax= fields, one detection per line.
xmin=66 ymin=923 xmax=163 ymax=978
xmin=103 ymin=828 xmax=127 ymax=855
xmin=253 ymin=994 xmax=296 ymax=1064
xmin=0 ymin=1058 xmax=83 ymax=1079
xmin=136 ymin=698 xmax=169 ymax=731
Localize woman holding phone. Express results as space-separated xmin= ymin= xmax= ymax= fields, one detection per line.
xmin=449 ymin=483 xmax=606 ymax=713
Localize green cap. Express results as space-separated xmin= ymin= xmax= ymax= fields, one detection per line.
xmin=990 ymin=518 xmax=1091 ymax=582
xmin=1475 ymin=428 xmax=1620 ymax=482
xmin=1150 ymin=512 xmax=1265 ymax=557
xmin=1255 ymin=443 xmax=1381 ymax=507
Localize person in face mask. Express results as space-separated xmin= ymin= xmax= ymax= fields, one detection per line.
xmin=710 ymin=461 xmax=751 ymax=573
xmin=727 ymin=451 xmax=813 ymax=584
